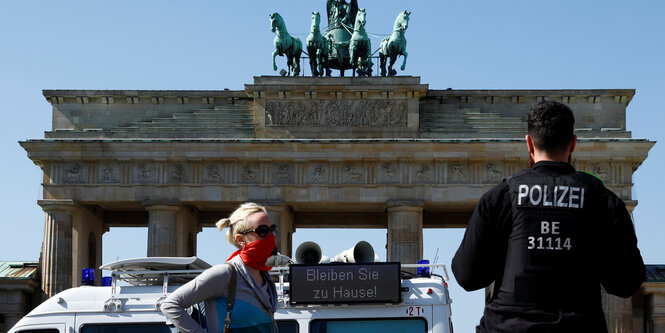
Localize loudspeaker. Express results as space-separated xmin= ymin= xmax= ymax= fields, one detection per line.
xmin=295 ymin=241 xmax=323 ymax=264
xmin=332 ymin=241 xmax=375 ymax=263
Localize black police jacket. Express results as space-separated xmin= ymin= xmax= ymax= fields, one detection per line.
xmin=451 ymin=161 xmax=645 ymax=332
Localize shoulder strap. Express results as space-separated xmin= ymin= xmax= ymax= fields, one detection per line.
xmin=223 ymin=262 xmax=237 ymax=333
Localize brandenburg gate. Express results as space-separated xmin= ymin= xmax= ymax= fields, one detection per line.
xmin=21 ymin=76 xmax=653 ymax=328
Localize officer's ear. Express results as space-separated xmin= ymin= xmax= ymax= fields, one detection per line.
xmin=569 ymin=135 xmax=577 ymax=153
xmin=525 ymin=134 xmax=535 ymax=155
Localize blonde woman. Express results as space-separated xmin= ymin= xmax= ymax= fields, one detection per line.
xmin=161 ymin=202 xmax=280 ymax=333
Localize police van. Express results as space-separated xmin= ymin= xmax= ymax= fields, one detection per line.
xmin=8 ymin=242 xmax=454 ymax=333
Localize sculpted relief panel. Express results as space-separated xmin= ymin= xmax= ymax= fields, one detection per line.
xmin=265 ymin=100 xmax=408 ymax=127
xmin=204 ymin=164 xmax=224 ymax=183
xmin=168 ymin=164 xmax=189 ymax=184
xmin=46 ymin=159 xmax=629 ymax=187
xmin=449 ymin=162 xmax=468 ymax=184
xmin=486 ymin=163 xmax=503 ymax=184
xmin=274 ymin=164 xmax=292 ymax=184
xmin=238 ymin=164 xmax=259 ymax=184
xmin=135 ymin=163 xmax=155 ymax=184
xmin=343 ymin=164 xmax=364 ymax=184
xmin=309 ymin=164 xmax=329 ymax=184
xmin=379 ymin=162 xmax=399 ymax=184
xmin=414 ymin=163 xmax=433 ymax=184
xmin=64 ymin=164 xmax=85 ymax=183
xmin=99 ymin=163 xmax=119 ymax=183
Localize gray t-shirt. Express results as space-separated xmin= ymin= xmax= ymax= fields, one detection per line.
xmin=160 ymin=256 xmax=278 ymax=333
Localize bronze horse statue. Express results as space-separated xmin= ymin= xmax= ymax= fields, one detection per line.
xmin=349 ymin=8 xmax=372 ymax=77
xmin=306 ymin=12 xmax=329 ymax=77
xmin=271 ymin=12 xmax=303 ymax=76
xmin=379 ymin=10 xmax=410 ymax=76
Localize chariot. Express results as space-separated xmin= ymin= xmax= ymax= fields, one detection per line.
xmin=271 ymin=0 xmax=410 ymax=77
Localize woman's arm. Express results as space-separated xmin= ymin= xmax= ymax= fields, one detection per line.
xmin=160 ymin=265 xmax=230 ymax=333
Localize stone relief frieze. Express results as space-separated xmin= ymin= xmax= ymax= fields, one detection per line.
xmin=169 ymin=164 xmax=187 ymax=184
xmin=99 ymin=165 xmax=119 ymax=183
xmin=205 ymin=164 xmax=223 ymax=183
xmin=451 ymin=163 xmax=467 ymax=183
xmin=343 ymin=164 xmax=363 ymax=184
xmin=239 ymin=164 xmax=258 ymax=183
xmin=47 ymin=159 xmax=563 ymax=186
xmin=310 ymin=165 xmax=328 ymax=184
xmin=274 ymin=164 xmax=291 ymax=184
xmin=64 ymin=164 xmax=84 ymax=183
xmin=136 ymin=163 xmax=154 ymax=184
xmin=592 ymin=163 xmax=609 ymax=183
xmin=265 ymin=100 xmax=407 ymax=127
xmin=415 ymin=164 xmax=433 ymax=183
xmin=380 ymin=162 xmax=399 ymax=183
xmin=486 ymin=163 xmax=502 ymax=183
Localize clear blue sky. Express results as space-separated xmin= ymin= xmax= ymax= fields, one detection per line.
xmin=1 ymin=1 xmax=663 ymax=331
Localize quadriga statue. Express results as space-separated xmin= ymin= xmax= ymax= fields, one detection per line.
xmin=269 ymin=1 xmax=411 ymax=77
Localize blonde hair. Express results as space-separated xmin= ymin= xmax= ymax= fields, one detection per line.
xmin=216 ymin=202 xmax=268 ymax=249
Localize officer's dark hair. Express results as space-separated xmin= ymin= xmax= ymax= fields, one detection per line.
xmin=527 ymin=101 xmax=575 ymax=155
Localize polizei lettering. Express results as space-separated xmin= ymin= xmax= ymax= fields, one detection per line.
xmin=517 ymin=184 xmax=585 ymax=209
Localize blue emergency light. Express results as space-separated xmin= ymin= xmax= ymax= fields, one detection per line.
xmin=101 ymin=276 xmax=112 ymax=286
xmin=417 ymin=260 xmax=430 ymax=277
xmin=82 ymin=268 xmax=95 ymax=285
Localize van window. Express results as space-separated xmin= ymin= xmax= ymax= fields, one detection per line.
xmin=80 ymin=323 xmax=172 ymax=333
xmin=310 ymin=318 xmax=426 ymax=333
xmin=16 ymin=330 xmax=60 ymax=333
xmin=276 ymin=320 xmax=299 ymax=333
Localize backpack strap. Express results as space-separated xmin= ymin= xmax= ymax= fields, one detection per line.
xmin=223 ymin=262 xmax=237 ymax=333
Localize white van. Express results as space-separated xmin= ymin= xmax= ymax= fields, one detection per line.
xmin=8 ymin=256 xmax=453 ymax=333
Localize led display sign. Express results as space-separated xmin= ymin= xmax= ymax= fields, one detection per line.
xmin=289 ymin=262 xmax=401 ymax=305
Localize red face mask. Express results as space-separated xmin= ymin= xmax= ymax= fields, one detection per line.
xmin=227 ymin=233 xmax=277 ymax=271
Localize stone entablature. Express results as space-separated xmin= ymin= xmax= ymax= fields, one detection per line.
xmin=22 ymin=139 xmax=650 ymax=205
xmin=43 ymin=90 xmax=250 ymax=134
xmin=41 ymin=77 xmax=636 ymax=140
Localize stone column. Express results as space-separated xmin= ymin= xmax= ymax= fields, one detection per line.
xmin=386 ymin=201 xmax=423 ymax=266
xmin=4 ymin=314 xmax=23 ymax=332
xmin=263 ymin=202 xmax=294 ymax=257
xmin=0 ymin=288 xmax=33 ymax=331
xmin=648 ymin=292 xmax=665 ymax=333
xmin=176 ymin=206 xmax=200 ymax=257
xmin=145 ymin=202 xmax=180 ymax=257
xmin=72 ymin=206 xmax=105 ymax=286
xmin=603 ymin=291 xmax=633 ymax=332
xmin=39 ymin=199 xmax=77 ymax=297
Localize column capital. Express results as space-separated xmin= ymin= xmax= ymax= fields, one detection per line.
xmin=641 ymin=283 xmax=665 ymax=295
xmin=624 ymin=200 xmax=637 ymax=214
xmin=259 ymin=200 xmax=286 ymax=210
xmin=142 ymin=199 xmax=181 ymax=210
xmin=387 ymin=200 xmax=424 ymax=210
xmin=38 ymin=199 xmax=77 ymax=212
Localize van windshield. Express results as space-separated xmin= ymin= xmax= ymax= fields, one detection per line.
xmin=310 ymin=318 xmax=426 ymax=333
xmin=80 ymin=323 xmax=173 ymax=333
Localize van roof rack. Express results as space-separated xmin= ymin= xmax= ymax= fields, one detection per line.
xmin=101 ymin=256 xmax=211 ymax=286
xmin=100 ymin=257 xmax=211 ymax=312
xmin=99 ymin=257 xmax=449 ymax=312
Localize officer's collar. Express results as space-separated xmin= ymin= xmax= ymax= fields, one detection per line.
xmin=532 ymin=160 xmax=576 ymax=173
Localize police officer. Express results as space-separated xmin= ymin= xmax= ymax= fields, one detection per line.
xmin=451 ymin=101 xmax=645 ymax=332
